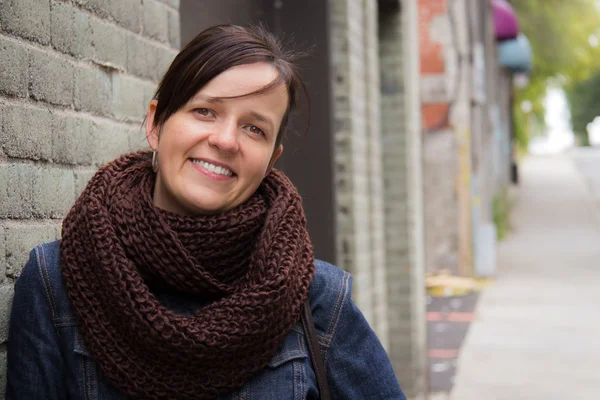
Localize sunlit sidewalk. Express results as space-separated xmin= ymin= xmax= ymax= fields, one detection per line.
xmin=450 ymin=154 xmax=600 ymax=400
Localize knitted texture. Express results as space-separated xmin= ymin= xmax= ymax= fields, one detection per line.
xmin=60 ymin=151 xmax=315 ymax=399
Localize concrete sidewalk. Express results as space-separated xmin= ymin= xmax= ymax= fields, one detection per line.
xmin=450 ymin=155 xmax=600 ymax=400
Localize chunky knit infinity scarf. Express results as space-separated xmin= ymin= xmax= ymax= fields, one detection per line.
xmin=60 ymin=151 xmax=315 ymax=399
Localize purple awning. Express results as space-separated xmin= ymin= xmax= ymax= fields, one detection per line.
xmin=493 ymin=0 xmax=519 ymax=41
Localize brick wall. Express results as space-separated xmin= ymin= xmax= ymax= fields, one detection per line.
xmin=422 ymin=130 xmax=459 ymax=274
xmin=329 ymin=0 xmax=389 ymax=345
xmin=331 ymin=0 xmax=427 ymax=395
xmin=380 ymin=1 xmax=427 ymax=397
xmin=417 ymin=0 xmax=468 ymax=276
xmin=363 ymin=0 xmax=389 ymax=350
xmin=482 ymin=0 xmax=511 ymax=204
xmin=0 ymin=0 xmax=179 ymax=393
xmin=448 ymin=0 xmax=474 ymax=276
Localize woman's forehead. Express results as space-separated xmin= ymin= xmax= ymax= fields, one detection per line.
xmin=199 ymin=62 xmax=282 ymax=98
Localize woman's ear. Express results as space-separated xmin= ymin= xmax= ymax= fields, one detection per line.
xmin=266 ymin=145 xmax=283 ymax=176
xmin=146 ymin=100 xmax=160 ymax=150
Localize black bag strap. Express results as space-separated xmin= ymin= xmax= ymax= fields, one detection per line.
xmin=300 ymin=300 xmax=332 ymax=400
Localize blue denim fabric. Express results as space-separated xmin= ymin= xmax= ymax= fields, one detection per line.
xmin=6 ymin=240 xmax=406 ymax=399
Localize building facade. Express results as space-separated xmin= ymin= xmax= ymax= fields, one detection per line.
xmin=0 ymin=0 xmax=526 ymax=398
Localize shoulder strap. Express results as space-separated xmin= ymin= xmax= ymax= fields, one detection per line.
xmin=300 ymin=300 xmax=332 ymax=400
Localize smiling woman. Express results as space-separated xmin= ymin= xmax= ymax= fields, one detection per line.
xmin=5 ymin=25 xmax=406 ymax=400
xmin=147 ymin=62 xmax=288 ymax=215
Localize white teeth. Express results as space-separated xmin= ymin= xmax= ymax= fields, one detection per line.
xmin=191 ymin=159 xmax=233 ymax=176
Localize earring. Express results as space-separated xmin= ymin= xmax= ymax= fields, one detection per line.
xmin=152 ymin=151 xmax=159 ymax=173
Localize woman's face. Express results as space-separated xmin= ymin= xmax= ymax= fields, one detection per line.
xmin=146 ymin=62 xmax=288 ymax=215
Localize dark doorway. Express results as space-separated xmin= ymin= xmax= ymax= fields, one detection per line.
xmin=180 ymin=1 xmax=337 ymax=263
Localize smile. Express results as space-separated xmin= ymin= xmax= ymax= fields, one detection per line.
xmin=190 ymin=159 xmax=234 ymax=177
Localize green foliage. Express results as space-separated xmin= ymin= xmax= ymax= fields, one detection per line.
xmin=509 ymin=0 xmax=600 ymax=150
xmin=492 ymin=188 xmax=513 ymax=241
xmin=565 ymin=71 xmax=600 ymax=145
xmin=512 ymin=102 xmax=529 ymax=150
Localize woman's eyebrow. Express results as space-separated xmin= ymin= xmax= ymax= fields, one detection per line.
xmin=192 ymin=93 xmax=223 ymax=103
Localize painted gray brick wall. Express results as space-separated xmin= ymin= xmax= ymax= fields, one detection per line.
xmin=423 ymin=130 xmax=460 ymax=275
xmin=380 ymin=3 xmax=427 ymax=398
xmin=0 ymin=0 xmax=180 ymax=394
xmin=330 ymin=4 xmax=427 ymax=395
xmin=363 ymin=0 xmax=389 ymax=350
xmin=330 ymin=0 xmax=389 ymax=346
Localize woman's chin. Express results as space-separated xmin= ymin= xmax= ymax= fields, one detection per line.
xmin=184 ymin=197 xmax=233 ymax=215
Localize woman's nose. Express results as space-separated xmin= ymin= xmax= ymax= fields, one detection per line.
xmin=207 ymin=120 xmax=239 ymax=153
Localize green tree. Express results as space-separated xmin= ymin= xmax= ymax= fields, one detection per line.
xmin=565 ymin=73 xmax=600 ymax=145
xmin=510 ymin=0 xmax=600 ymax=148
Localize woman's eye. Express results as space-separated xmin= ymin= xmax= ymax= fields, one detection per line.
xmin=246 ymin=125 xmax=265 ymax=136
xmin=194 ymin=108 xmax=214 ymax=117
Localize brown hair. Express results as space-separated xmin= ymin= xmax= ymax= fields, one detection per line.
xmin=152 ymin=24 xmax=308 ymax=148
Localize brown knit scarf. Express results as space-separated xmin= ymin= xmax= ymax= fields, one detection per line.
xmin=60 ymin=151 xmax=315 ymax=399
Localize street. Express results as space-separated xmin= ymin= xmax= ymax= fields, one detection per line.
xmin=450 ymin=150 xmax=600 ymax=400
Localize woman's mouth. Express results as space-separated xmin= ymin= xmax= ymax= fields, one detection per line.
xmin=190 ymin=159 xmax=235 ymax=178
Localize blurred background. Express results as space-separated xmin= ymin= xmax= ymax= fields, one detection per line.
xmin=1 ymin=0 xmax=600 ymax=399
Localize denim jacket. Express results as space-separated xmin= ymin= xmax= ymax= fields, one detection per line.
xmin=6 ymin=240 xmax=406 ymax=399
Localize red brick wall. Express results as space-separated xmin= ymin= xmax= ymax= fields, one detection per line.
xmin=418 ymin=0 xmax=448 ymax=130
xmin=422 ymin=103 xmax=450 ymax=130
xmin=418 ymin=0 xmax=446 ymax=74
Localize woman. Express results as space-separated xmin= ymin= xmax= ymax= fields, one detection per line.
xmin=6 ymin=25 xmax=406 ymax=399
